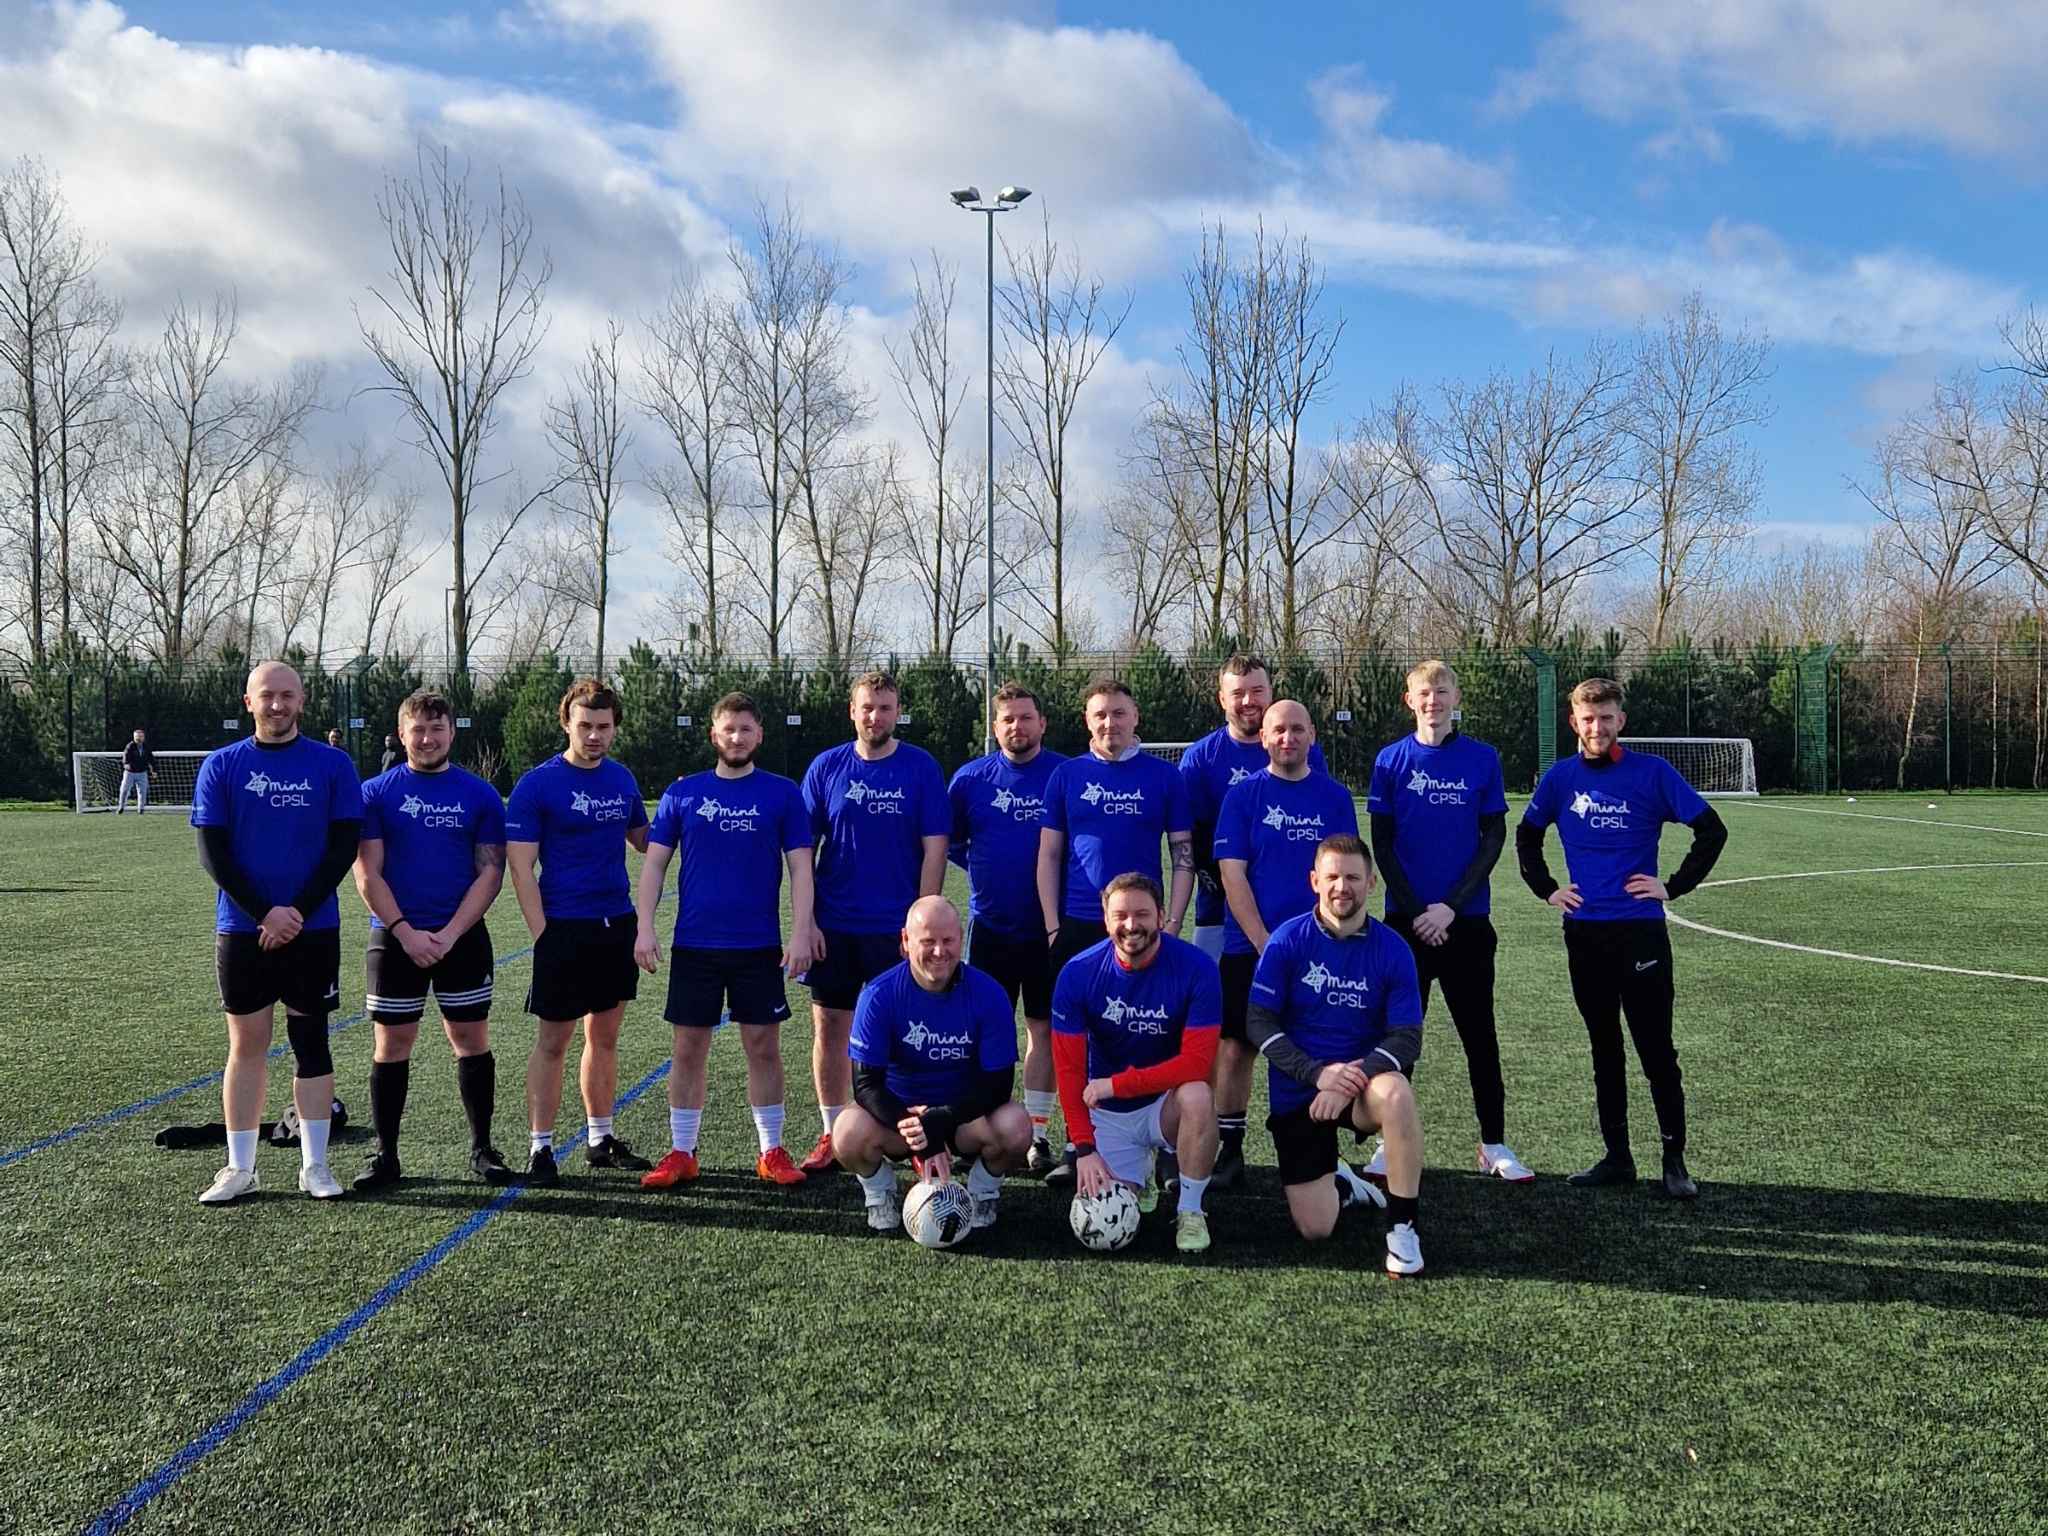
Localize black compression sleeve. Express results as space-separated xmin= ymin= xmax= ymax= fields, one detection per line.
xmin=1515 ymin=821 xmax=1560 ymax=901
xmin=921 ymin=1066 xmax=1016 ymax=1150
xmin=289 ymin=819 xmax=362 ymax=918
xmin=1441 ymin=811 xmax=1507 ymax=913
xmin=197 ymin=825 xmax=272 ymax=924
xmin=1361 ymin=1026 xmax=1421 ymax=1077
xmin=1368 ymin=811 xmax=1424 ymax=916
xmin=852 ymin=1064 xmax=909 ymax=1129
xmin=1190 ymin=818 xmax=1221 ymax=898
xmin=1245 ymin=999 xmax=1324 ymax=1089
xmin=1665 ymin=806 xmax=1729 ymax=900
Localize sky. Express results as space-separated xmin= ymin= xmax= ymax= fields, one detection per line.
xmin=5 ymin=0 xmax=2044 ymax=652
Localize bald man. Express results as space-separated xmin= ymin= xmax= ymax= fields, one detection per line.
xmin=831 ymin=896 xmax=1032 ymax=1234
xmin=1211 ymin=701 xmax=1359 ymax=1187
xmin=191 ymin=661 xmax=364 ymax=1204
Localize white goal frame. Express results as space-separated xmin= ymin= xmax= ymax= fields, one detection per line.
xmin=72 ymin=750 xmax=213 ymax=814
xmin=1616 ymin=737 xmax=1758 ymax=797
xmin=1138 ymin=740 xmax=1193 ymax=764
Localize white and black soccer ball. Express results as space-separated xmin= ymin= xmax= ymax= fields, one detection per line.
xmin=902 ymin=1178 xmax=974 ymax=1248
xmin=1069 ymin=1185 xmax=1142 ymax=1252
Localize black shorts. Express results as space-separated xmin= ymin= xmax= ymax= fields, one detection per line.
xmin=365 ymin=923 xmax=495 ymax=1025
xmin=801 ymin=929 xmax=902 ymax=1011
xmin=525 ymin=914 xmax=639 ymax=1022
xmin=1219 ymin=950 xmax=1257 ymax=1045
xmin=1048 ymin=915 xmax=1111 ymax=978
xmin=969 ymin=923 xmax=1054 ymax=1019
xmin=216 ymin=927 xmax=343 ymax=1018
xmin=1268 ymin=1102 xmax=1371 ymax=1187
xmin=666 ymin=945 xmax=791 ymax=1029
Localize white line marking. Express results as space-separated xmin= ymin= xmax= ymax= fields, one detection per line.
xmin=1726 ymin=801 xmax=2048 ymax=839
xmin=1699 ymin=860 xmax=2048 ymax=889
xmin=1668 ymin=913 xmax=2048 ymax=984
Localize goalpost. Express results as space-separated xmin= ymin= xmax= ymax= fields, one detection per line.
xmin=1138 ymin=741 xmax=1193 ymax=765
xmin=72 ymin=750 xmax=214 ymax=814
xmin=1617 ymin=738 xmax=1758 ymax=797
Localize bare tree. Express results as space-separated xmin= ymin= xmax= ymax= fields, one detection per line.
xmin=798 ymin=442 xmax=900 ymax=660
xmin=232 ymin=456 xmax=306 ymax=655
xmin=996 ymin=210 xmax=1128 ymax=655
xmin=640 ymin=273 xmax=735 ymax=657
xmin=358 ymin=140 xmax=554 ymax=673
xmin=1625 ymin=292 xmax=1772 ymax=645
xmin=39 ymin=272 xmax=123 ymax=652
xmin=1100 ymin=479 xmax=1196 ymax=648
xmin=1255 ymin=234 xmax=1346 ymax=650
xmin=357 ymin=486 xmax=437 ymax=657
xmin=285 ymin=445 xmax=387 ymax=661
xmin=1320 ymin=390 xmax=1436 ymax=650
xmin=547 ymin=317 xmax=633 ymax=673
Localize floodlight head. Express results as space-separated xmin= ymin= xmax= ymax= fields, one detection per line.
xmin=950 ymin=187 xmax=982 ymax=207
xmin=998 ymin=186 xmax=1032 ymax=205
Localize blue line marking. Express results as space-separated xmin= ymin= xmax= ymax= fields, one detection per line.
xmin=84 ymin=1057 xmax=673 ymax=1535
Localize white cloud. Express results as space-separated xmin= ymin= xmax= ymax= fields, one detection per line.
xmin=1304 ymin=67 xmax=1512 ymax=205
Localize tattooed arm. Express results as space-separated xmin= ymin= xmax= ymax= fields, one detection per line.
xmin=1166 ymin=831 xmax=1195 ymax=933
xmin=438 ymin=840 xmax=506 ymax=946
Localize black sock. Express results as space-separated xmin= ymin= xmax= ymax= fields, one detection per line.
xmin=1218 ymin=1117 xmax=1246 ymax=1155
xmin=1387 ymin=1194 xmax=1419 ymax=1228
xmin=456 ymin=1052 xmax=496 ymax=1149
xmin=369 ymin=1059 xmax=410 ymax=1158
xmin=1661 ymin=1133 xmax=1686 ymax=1161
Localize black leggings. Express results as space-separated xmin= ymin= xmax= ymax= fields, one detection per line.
xmin=1402 ymin=916 xmax=1506 ymax=1143
xmin=1562 ymin=919 xmax=1684 ymax=1157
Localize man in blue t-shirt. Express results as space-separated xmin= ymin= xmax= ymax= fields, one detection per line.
xmin=1246 ymin=834 xmax=1427 ymax=1277
xmin=947 ymin=680 xmax=1067 ymax=1174
xmin=1212 ymin=699 xmax=1358 ymax=1188
xmin=506 ymin=679 xmax=652 ymax=1183
xmin=833 ymin=896 xmax=1031 ymax=1234
xmin=1517 ymin=677 xmax=1728 ymax=1199
xmin=1051 ymin=873 xmax=1222 ymax=1254
xmin=634 ymin=691 xmax=820 ymax=1192
xmin=797 ymin=670 xmax=950 ymax=1175
xmin=351 ymin=689 xmax=509 ymax=1191
xmin=190 ymin=661 xmax=363 ymax=1206
xmin=1366 ymin=658 xmax=1529 ymax=1187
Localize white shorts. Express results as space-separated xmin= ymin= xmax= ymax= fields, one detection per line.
xmin=1192 ymin=925 xmax=1225 ymax=962
xmin=1091 ymin=1098 xmax=1173 ymax=1185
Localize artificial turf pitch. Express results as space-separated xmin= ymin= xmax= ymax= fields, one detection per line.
xmin=0 ymin=793 xmax=2043 ymax=1534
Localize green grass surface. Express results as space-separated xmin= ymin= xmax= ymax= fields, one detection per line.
xmin=1 ymin=793 xmax=2044 ymax=1534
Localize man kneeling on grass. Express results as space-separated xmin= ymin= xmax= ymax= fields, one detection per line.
xmin=831 ymin=896 xmax=1031 ymax=1234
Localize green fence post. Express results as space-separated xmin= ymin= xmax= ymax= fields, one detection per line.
xmin=1941 ymin=643 xmax=1954 ymax=792
xmin=1521 ymin=646 xmax=1555 ymax=789
xmin=1795 ymin=645 xmax=1834 ymax=794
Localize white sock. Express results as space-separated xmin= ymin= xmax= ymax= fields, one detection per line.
xmin=588 ymin=1116 xmax=614 ymax=1146
xmin=299 ymin=1116 xmax=330 ymax=1170
xmin=530 ymin=1130 xmax=552 ymax=1156
xmin=669 ymin=1108 xmax=701 ymax=1154
xmin=1177 ymin=1173 xmax=1210 ymax=1215
xmin=1024 ymin=1089 xmax=1056 ymax=1127
xmin=227 ymin=1128 xmax=258 ymax=1172
xmin=820 ymin=1103 xmax=845 ymax=1133
xmin=858 ymin=1163 xmax=896 ymax=1205
xmin=967 ymin=1158 xmax=1001 ymax=1200
xmin=753 ymin=1103 xmax=785 ymax=1154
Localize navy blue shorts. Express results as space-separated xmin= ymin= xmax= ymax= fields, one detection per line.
xmin=666 ymin=946 xmax=791 ymax=1029
xmin=800 ymin=929 xmax=902 ymax=1011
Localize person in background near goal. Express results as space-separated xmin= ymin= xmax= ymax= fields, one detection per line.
xmin=508 ymin=679 xmax=652 ymax=1183
xmin=1052 ymin=873 xmax=1221 ymax=1253
xmin=116 ymin=727 xmax=151 ymax=813
xmin=834 ymin=896 xmax=1031 ymax=1234
xmin=190 ymin=660 xmax=362 ymax=1204
xmin=380 ymin=734 xmax=402 ymax=774
xmin=1365 ymin=659 xmax=1530 ymax=1186
xmin=1517 ymin=677 xmax=1728 ymax=1199
xmin=1037 ymin=676 xmax=1195 ymax=1184
xmin=1213 ymin=700 xmax=1358 ymax=1189
xmin=634 ymin=691 xmax=821 ymax=1191
xmin=797 ymin=670 xmax=949 ymax=1175
xmin=1247 ymin=835 xmax=1427 ymax=1277
xmin=947 ymin=681 xmax=1067 ymax=1175
xmin=350 ymin=688 xmax=511 ymax=1191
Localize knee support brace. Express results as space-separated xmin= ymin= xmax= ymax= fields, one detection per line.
xmin=286 ymin=1012 xmax=334 ymax=1078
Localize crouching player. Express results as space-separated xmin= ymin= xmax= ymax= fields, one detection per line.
xmin=1051 ymin=873 xmax=1221 ymax=1254
xmin=1247 ymin=835 xmax=1427 ymax=1277
xmin=832 ymin=897 xmax=1031 ymax=1233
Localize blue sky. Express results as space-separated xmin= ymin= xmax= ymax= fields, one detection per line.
xmin=10 ymin=0 xmax=2045 ymax=639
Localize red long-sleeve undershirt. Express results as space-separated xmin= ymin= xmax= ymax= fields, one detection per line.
xmin=1053 ymin=1023 xmax=1219 ymax=1149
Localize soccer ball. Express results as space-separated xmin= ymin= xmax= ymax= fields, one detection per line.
xmin=1069 ymin=1186 xmax=1142 ymax=1252
xmin=902 ymin=1178 xmax=974 ymax=1248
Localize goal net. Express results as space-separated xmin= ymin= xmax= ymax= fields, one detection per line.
xmin=1139 ymin=741 xmax=1193 ymax=765
xmin=1616 ymin=738 xmax=1758 ymax=797
xmin=73 ymin=750 xmax=213 ymax=814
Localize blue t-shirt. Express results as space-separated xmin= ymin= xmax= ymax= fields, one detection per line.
xmin=1180 ymin=727 xmax=1327 ymax=927
xmin=359 ymin=763 xmax=506 ymax=930
xmin=191 ymin=735 xmax=364 ymax=934
xmin=1521 ymin=750 xmax=1710 ymax=923
xmin=1365 ymin=732 xmax=1510 ymax=916
xmin=504 ymin=756 xmax=648 ymax=920
xmin=1043 ymin=752 xmax=1194 ymax=920
xmin=849 ymin=960 xmax=1019 ymax=1108
xmin=647 ymin=768 xmax=810 ymax=950
xmin=802 ymin=741 xmax=950 ymax=935
xmin=1050 ymin=933 xmax=1221 ymax=1113
xmin=948 ymin=748 xmax=1067 ymax=940
xmin=1211 ymin=769 xmax=1360 ymax=955
xmin=1249 ymin=912 xmax=1424 ymax=1116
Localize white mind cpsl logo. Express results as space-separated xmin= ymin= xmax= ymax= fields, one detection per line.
xmin=1261 ymin=803 xmax=1327 ymax=840
xmin=844 ymin=780 xmax=908 ymax=814
xmin=1099 ymin=995 xmax=1171 ymax=1033
xmin=1301 ymin=959 xmax=1372 ymax=1007
xmin=245 ymin=769 xmax=314 ymax=806
xmin=990 ymin=786 xmax=1044 ymax=821
xmin=1570 ymin=789 xmax=1631 ymax=828
xmin=696 ymin=796 xmax=762 ymax=830
xmin=398 ymin=794 xmax=466 ymax=827
xmin=902 ymin=1019 xmax=974 ymax=1060
xmin=1079 ymin=781 xmax=1145 ymax=815
xmin=570 ymin=789 xmax=630 ymax=822
xmin=1407 ymin=768 xmax=1472 ymax=804
xmin=1228 ymin=766 xmax=1252 ymax=786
